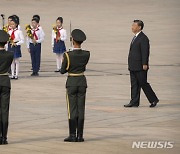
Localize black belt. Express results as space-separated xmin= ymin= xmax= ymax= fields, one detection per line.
xmin=30 ymin=43 xmax=41 ymax=45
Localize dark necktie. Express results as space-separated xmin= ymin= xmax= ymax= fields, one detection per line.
xmin=131 ymin=36 xmax=136 ymax=45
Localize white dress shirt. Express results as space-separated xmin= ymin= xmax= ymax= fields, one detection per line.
xmin=26 ymin=26 xmax=45 ymax=48
xmin=38 ymin=25 xmax=45 ymax=38
xmin=52 ymin=27 xmax=67 ymax=47
xmin=17 ymin=25 xmax=21 ymax=30
xmin=8 ymin=28 xmax=24 ymax=46
xmin=135 ymin=31 xmax=142 ymax=37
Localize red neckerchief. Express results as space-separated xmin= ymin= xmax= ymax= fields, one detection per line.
xmin=11 ymin=28 xmax=18 ymax=40
xmin=32 ymin=27 xmax=39 ymax=40
xmin=56 ymin=27 xmax=62 ymax=42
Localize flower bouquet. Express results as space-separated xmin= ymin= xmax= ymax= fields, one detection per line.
xmin=25 ymin=24 xmax=33 ymax=39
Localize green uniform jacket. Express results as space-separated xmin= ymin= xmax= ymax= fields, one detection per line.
xmin=60 ymin=49 xmax=90 ymax=87
xmin=0 ymin=50 xmax=14 ymax=88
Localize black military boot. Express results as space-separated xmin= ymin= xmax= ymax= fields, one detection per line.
xmin=64 ymin=119 xmax=77 ymax=142
xmin=77 ymin=119 xmax=85 ymax=142
xmin=64 ymin=134 xmax=76 ymax=142
xmin=0 ymin=124 xmax=2 ymax=145
xmin=0 ymin=137 xmax=2 ymax=145
xmin=1 ymin=137 xmax=8 ymax=145
xmin=1 ymin=124 xmax=8 ymax=145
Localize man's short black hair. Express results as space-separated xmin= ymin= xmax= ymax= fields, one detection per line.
xmin=134 ymin=20 xmax=144 ymax=30
xmin=74 ymin=40 xmax=83 ymax=45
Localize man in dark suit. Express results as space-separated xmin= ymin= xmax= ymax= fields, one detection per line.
xmin=124 ymin=20 xmax=159 ymax=108
xmin=0 ymin=30 xmax=14 ymax=145
xmin=60 ymin=29 xmax=90 ymax=142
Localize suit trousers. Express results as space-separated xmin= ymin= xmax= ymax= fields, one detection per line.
xmin=130 ymin=70 xmax=158 ymax=105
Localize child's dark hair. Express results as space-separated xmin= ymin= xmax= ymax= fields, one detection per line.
xmin=33 ymin=15 xmax=40 ymax=21
xmin=56 ymin=17 xmax=63 ymax=23
xmin=8 ymin=15 xmax=14 ymax=20
xmin=32 ymin=17 xmax=39 ymax=23
xmin=12 ymin=15 xmax=20 ymax=25
xmin=11 ymin=16 xmax=19 ymax=27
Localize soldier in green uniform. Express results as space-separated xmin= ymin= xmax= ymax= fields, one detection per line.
xmin=0 ymin=30 xmax=14 ymax=145
xmin=60 ymin=29 xmax=90 ymax=142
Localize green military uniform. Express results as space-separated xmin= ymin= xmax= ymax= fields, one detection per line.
xmin=60 ymin=29 xmax=90 ymax=142
xmin=0 ymin=30 xmax=14 ymax=145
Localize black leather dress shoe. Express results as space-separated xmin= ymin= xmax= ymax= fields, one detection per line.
xmin=64 ymin=135 xmax=77 ymax=142
xmin=31 ymin=72 xmax=35 ymax=76
xmin=77 ymin=135 xmax=84 ymax=142
xmin=124 ymin=103 xmax=139 ymax=107
xmin=31 ymin=72 xmax=39 ymax=76
xmin=35 ymin=73 xmax=39 ymax=76
xmin=149 ymin=99 xmax=159 ymax=108
xmin=0 ymin=137 xmax=2 ymax=145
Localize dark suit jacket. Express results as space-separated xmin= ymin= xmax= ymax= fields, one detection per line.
xmin=60 ymin=49 xmax=90 ymax=88
xmin=128 ymin=31 xmax=150 ymax=71
xmin=0 ymin=50 xmax=14 ymax=88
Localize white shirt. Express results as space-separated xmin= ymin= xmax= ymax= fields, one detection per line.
xmin=52 ymin=27 xmax=67 ymax=47
xmin=8 ymin=28 xmax=24 ymax=46
xmin=135 ymin=31 xmax=142 ymax=37
xmin=17 ymin=25 xmax=21 ymax=30
xmin=38 ymin=25 xmax=45 ymax=38
xmin=26 ymin=26 xmax=45 ymax=48
xmin=73 ymin=48 xmax=81 ymax=50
